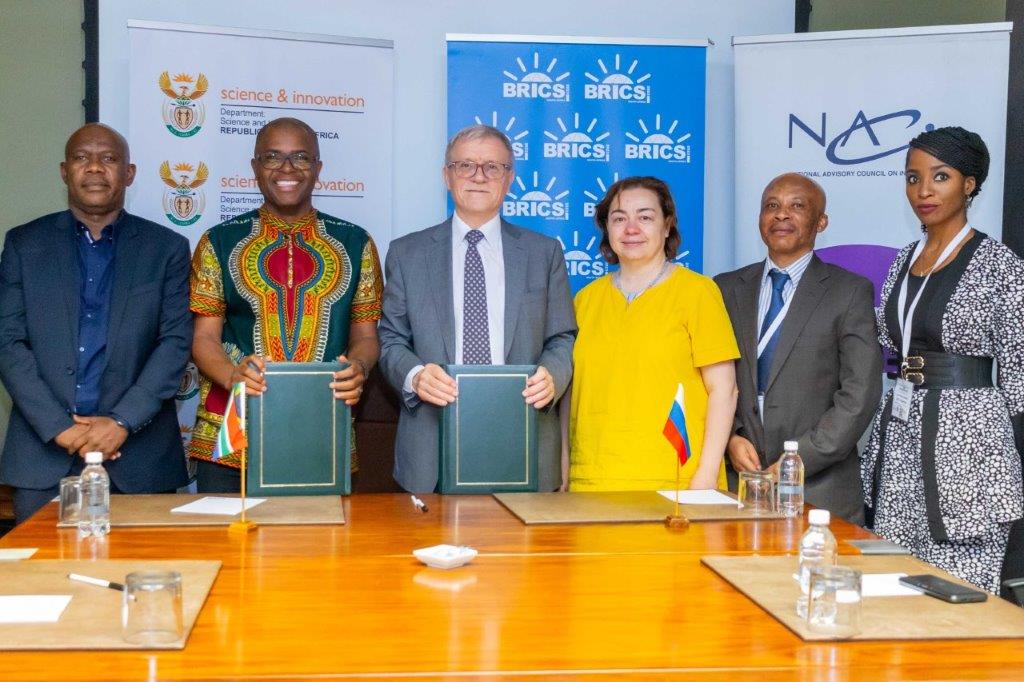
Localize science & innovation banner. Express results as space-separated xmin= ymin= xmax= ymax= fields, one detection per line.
xmin=126 ymin=21 xmax=393 ymax=458
xmin=127 ymin=21 xmax=394 ymax=252
xmin=734 ymin=24 xmax=1010 ymax=295
xmin=447 ymin=35 xmax=708 ymax=292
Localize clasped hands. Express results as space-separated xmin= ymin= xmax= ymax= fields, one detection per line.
xmin=230 ymin=353 xmax=368 ymax=406
xmin=412 ymin=363 xmax=555 ymax=409
xmin=54 ymin=415 xmax=128 ymax=461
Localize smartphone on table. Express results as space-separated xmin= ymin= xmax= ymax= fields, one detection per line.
xmin=898 ymin=574 xmax=988 ymax=603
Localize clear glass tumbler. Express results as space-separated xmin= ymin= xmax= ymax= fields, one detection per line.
xmin=738 ymin=470 xmax=775 ymax=515
xmin=807 ymin=565 xmax=862 ymax=638
xmin=122 ymin=571 xmax=184 ymax=644
xmin=58 ymin=476 xmax=81 ymax=525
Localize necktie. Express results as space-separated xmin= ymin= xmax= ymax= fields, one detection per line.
xmin=757 ymin=268 xmax=790 ymax=393
xmin=462 ymin=230 xmax=491 ymax=364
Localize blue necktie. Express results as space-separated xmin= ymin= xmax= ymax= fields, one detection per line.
xmin=462 ymin=230 xmax=491 ymax=364
xmin=757 ymin=269 xmax=790 ymax=393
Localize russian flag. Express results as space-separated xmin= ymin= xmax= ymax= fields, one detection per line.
xmin=662 ymin=383 xmax=691 ymax=466
xmin=212 ymin=382 xmax=248 ymax=460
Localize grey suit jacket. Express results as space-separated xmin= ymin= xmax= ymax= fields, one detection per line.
xmin=714 ymin=255 xmax=881 ymax=524
xmin=378 ymin=218 xmax=577 ymax=493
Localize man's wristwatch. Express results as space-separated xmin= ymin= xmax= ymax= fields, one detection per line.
xmin=110 ymin=415 xmax=132 ymax=434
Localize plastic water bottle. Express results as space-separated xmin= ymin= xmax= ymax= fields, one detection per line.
xmin=796 ymin=508 xmax=837 ymax=617
xmin=78 ymin=451 xmax=110 ymax=538
xmin=777 ymin=440 xmax=805 ymax=517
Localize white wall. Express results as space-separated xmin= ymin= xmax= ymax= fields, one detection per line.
xmin=98 ymin=0 xmax=792 ymax=276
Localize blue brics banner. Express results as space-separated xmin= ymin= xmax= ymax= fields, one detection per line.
xmin=447 ymin=36 xmax=708 ymax=293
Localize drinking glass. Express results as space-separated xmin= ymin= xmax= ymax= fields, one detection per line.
xmin=58 ymin=476 xmax=81 ymax=525
xmin=122 ymin=571 xmax=184 ymax=644
xmin=807 ymin=565 xmax=862 ymax=638
xmin=738 ymin=470 xmax=775 ymax=515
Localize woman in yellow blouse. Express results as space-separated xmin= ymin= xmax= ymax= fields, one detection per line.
xmin=565 ymin=176 xmax=739 ymax=491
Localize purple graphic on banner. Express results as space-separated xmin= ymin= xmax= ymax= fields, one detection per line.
xmin=816 ymin=243 xmax=898 ymax=307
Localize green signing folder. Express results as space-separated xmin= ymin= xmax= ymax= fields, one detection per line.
xmin=245 ymin=362 xmax=351 ymax=497
xmin=439 ymin=364 xmax=538 ymax=494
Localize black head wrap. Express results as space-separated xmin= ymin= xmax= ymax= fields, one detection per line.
xmin=908 ymin=126 xmax=989 ymax=197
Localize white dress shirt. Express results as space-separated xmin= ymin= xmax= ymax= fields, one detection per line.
xmin=755 ymin=250 xmax=814 ymax=334
xmin=755 ymin=249 xmax=813 ymax=418
xmin=403 ymin=212 xmax=507 ymax=397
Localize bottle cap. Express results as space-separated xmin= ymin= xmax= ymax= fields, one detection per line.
xmin=784 ymin=440 xmax=799 ymax=451
xmin=84 ymin=451 xmax=103 ymax=464
xmin=808 ymin=509 xmax=830 ymax=525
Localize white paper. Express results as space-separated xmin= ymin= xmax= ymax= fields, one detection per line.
xmin=0 ymin=595 xmax=72 ymax=623
xmin=861 ymin=573 xmax=924 ymax=597
xmin=0 ymin=548 xmax=38 ymax=561
xmin=170 ymin=496 xmax=266 ymax=516
xmin=658 ymin=489 xmax=742 ymax=506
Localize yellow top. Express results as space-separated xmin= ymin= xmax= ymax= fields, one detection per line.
xmin=569 ymin=266 xmax=740 ymax=491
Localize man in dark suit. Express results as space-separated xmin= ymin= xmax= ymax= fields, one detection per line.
xmin=378 ymin=124 xmax=576 ymax=493
xmin=0 ymin=123 xmax=191 ymax=523
xmin=714 ymin=173 xmax=881 ymax=523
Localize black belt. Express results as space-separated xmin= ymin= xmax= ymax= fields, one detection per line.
xmin=886 ymin=350 xmax=994 ymax=389
xmin=872 ymin=351 xmax=995 ymax=543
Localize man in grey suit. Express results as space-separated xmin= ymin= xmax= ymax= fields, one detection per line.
xmin=379 ymin=124 xmax=576 ymax=493
xmin=714 ymin=173 xmax=881 ymax=523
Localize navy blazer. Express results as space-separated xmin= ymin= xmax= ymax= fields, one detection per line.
xmin=0 ymin=210 xmax=191 ymax=492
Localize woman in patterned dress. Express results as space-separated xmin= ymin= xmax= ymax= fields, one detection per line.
xmin=863 ymin=126 xmax=1024 ymax=592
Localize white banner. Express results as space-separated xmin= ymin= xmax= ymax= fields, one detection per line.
xmin=127 ymin=21 xmax=393 ymax=252
xmin=734 ymin=23 xmax=1011 ymax=293
xmin=126 ymin=21 xmax=393 ymax=457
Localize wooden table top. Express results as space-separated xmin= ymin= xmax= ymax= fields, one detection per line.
xmin=1 ymin=493 xmax=1022 ymax=680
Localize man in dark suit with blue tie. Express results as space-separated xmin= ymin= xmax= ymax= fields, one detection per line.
xmin=0 ymin=124 xmax=191 ymax=523
xmin=714 ymin=173 xmax=881 ymax=523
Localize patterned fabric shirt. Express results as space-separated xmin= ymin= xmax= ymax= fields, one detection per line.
xmin=187 ymin=207 xmax=382 ymax=468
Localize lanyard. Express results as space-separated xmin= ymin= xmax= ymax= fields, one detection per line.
xmin=895 ymin=224 xmax=972 ymax=360
xmin=756 ymin=275 xmax=793 ymax=358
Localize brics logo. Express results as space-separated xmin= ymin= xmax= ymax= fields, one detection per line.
xmin=624 ymin=114 xmax=692 ymax=162
xmin=159 ymin=161 xmax=208 ymax=227
xmin=475 ymin=112 xmax=530 ymax=161
xmin=584 ymin=54 xmax=651 ymax=103
xmin=543 ymin=113 xmax=610 ymax=162
xmin=502 ymin=52 xmax=570 ymax=102
xmin=560 ymin=229 xmax=608 ymax=281
xmin=504 ymin=172 xmax=569 ymax=221
xmin=159 ymin=71 xmax=208 ymax=137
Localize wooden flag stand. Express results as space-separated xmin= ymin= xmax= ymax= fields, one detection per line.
xmin=229 ymin=385 xmax=258 ymax=534
xmin=664 ymin=455 xmax=690 ymax=531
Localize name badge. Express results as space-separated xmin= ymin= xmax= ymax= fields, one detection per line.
xmin=892 ymin=378 xmax=914 ymax=422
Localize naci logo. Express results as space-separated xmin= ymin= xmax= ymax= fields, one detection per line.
xmin=788 ymin=109 xmax=933 ymax=165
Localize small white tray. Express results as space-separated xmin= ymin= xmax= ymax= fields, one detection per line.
xmin=412 ymin=544 xmax=478 ymax=569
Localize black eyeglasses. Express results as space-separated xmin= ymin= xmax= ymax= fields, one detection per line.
xmin=446 ymin=160 xmax=511 ymax=179
xmin=255 ymin=151 xmax=318 ymax=171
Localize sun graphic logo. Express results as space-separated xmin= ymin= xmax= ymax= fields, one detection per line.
xmin=159 ymin=161 xmax=208 ymax=227
xmin=504 ymin=171 xmax=570 ymax=221
xmin=474 ymin=111 xmax=530 ymax=161
xmin=542 ymin=113 xmax=611 ymax=162
xmin=559 ymin=229 xmax=608 ymax=281
xmin=584 ymin=54 xmax=651 ymax=103
xmin=502 ymin=52 xmax=570 ymax=102
xmin=624 ymin=114 xmax=692 ymax=162
xmin=582 ymin=172 xmax=620 ymax=218
xmin=159 ymin=71 xmax=208 ymax=137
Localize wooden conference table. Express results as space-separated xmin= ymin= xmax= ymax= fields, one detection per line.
xmin=1 ymin=494 xmax=1023 ymax=680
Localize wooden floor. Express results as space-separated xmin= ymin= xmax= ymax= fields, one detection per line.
xmin=2 ymin=494 xmax=1023 ymax=680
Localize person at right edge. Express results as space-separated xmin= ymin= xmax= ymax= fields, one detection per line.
xmin=863 ymin=126 xmax=1024 ymax=595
